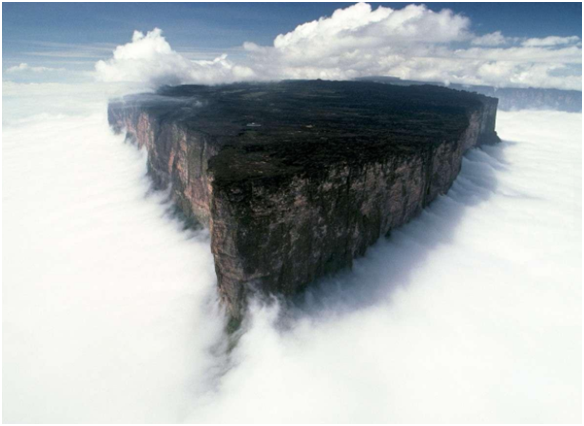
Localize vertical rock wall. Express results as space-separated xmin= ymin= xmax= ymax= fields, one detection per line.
xmin=108 ymin=94 xmax=498 ymax=320
xmin=108 ymin=103 xmax=217 ymax=225
xmin=209 ymin=102 xmax=498 ymax=318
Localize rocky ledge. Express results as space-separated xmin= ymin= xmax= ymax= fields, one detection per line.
xmin=108 ymin=80 xmax=499 ymax=321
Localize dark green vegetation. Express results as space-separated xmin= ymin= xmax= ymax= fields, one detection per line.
xmin=125 ymin=80 xmax=493 ymax=190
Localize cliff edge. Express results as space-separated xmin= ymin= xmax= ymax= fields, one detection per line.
xmin=108 ymin=80 xmax=499 ymax=320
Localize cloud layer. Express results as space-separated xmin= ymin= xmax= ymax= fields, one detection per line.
xmin=2 ymin=93 xmax=226 ymax=422
xmin=93 ymin=3 xmax=581 ymax=91
xmin=3 ymin=87 xmax=581 ymax=422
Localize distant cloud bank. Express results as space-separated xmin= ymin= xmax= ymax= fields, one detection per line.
xmin=7 ymin=63 xmax=65 ymax=74
xmin=94 ymin=3 xmax=582 ymax=91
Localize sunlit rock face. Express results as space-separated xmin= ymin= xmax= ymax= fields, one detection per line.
xmin=108 ymin=80 xmax=499 ymax=319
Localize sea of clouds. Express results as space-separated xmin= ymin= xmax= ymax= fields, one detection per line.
xmin=3 ymin=2 xmax=582 ymax=423
xmin=3 ymin=83 xmax=581 ymax=423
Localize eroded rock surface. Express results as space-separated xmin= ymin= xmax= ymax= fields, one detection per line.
xmin=108 ymin=80 xmax=499 ymax=319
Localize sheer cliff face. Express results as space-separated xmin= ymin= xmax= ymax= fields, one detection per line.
xmin=108 ymin=104 xmax=217 ymax=225
xmin=209 ymin=107 xmax=497 ymax=317
xmin=108 ymin=81 xmax=499 ymax=319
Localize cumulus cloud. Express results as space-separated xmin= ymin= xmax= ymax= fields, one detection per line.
xmin=93 ymin=3 xmax=582 ymax=91
xmin=271 ymin=3 xmax=470 ymax=52
xmin=244 ymin=3 xmax=473 ymax=80
xmin=243 ymin=3 xmax=581 ymax=90
xmin=94 ymin=28 xmax=255 ymax=89
xmin=6 ymin=62 xmax=64 ymax=73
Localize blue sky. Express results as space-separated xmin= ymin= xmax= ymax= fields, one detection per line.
xmin=3 ymin=3 xmax=581 ymax=65
xmin=2 ymin=2 xmax=582 ymax=90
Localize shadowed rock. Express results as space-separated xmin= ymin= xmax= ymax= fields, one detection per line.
xmin=108 ymin=80 xmax=499 ymax=321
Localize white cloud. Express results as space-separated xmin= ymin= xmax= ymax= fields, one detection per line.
xmin=272 ymin=3 xmax=470 ymax=52
xmin=6 ymin=63 xmax=64 ymax=73
xmin=3 ymin=100 xmax=224 ymax=422
xmin=522 ymin=35 xmax=581 ymax=47
xmin=94 ymin=28 xmax=255 ymax=89
xmin=454 ymin=45 xmax=582 ymax=64
xmin=92 ymin=3 xmax=582 ymax=91
xmin=244 ymin=3 xmax=472 ymax=79
xmin=471 ymin=31 xmax=507 ymax=46
xmin=4 ymin=92 xmax=581 ymax=422
xmin=246 ymin=3 xmax=582 ymax=90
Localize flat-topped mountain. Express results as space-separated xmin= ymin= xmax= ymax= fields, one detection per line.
xmin=108 ymin=80 xmax=499 ymax=322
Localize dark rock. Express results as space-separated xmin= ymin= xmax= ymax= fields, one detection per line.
xmin=108 ymin=80 xmax=499 ymax=319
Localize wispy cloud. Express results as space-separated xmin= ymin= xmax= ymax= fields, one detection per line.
xmin=522 ymin=35 xmax=581 ymax=47
xmin=6 ymin=63 xmax=65 ymax=73
xmin=23 ymin=40 xmax=117 ymax=60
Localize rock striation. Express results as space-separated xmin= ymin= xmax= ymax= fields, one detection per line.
xmin=108 ymin=80 xmax=499 ymax=320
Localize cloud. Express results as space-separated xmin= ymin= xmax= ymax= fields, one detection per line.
xmin=3 ymin=101 xmax=225 ymax=422
xmin=243 ymin=3 xmax=581 ymax=90
xmin=93 ymin=3 xmax=582 ymax=91
xmin=94 ymin=28 xmax=255 ymax=89
xmin=471 ymin=31 xmax=507 ymax=46
xmin=22 ymin=41 xmax=117 ymax=60
xmin=188 ymin=110 xmax=582 ymax=424
xmin=244 ymin=3 xmax=473 ymax=80
xmin=6 ymin=63 xmax=64 ymax=73
xmin=522 ymin=35 xmax=581 ymax=47
xmin=5 ymin=91 xmax=581 ymax=422
xmin=272 ymin=3 xmax=471 ymax=52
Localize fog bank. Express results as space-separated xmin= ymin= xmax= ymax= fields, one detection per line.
xmin=2 ymin=103 xmax=226 ymax=422
xmin=2 ymin=89 xmax=581 ymax=422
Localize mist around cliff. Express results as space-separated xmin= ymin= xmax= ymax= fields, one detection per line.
xmin=3 ymin=81 xmax=581 ymax=423
xmin=185 ymin=109 xmax=582 ymax=423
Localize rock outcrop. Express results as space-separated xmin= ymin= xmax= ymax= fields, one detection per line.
xmin=108 ymin=80 xmax=499 ymax=320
